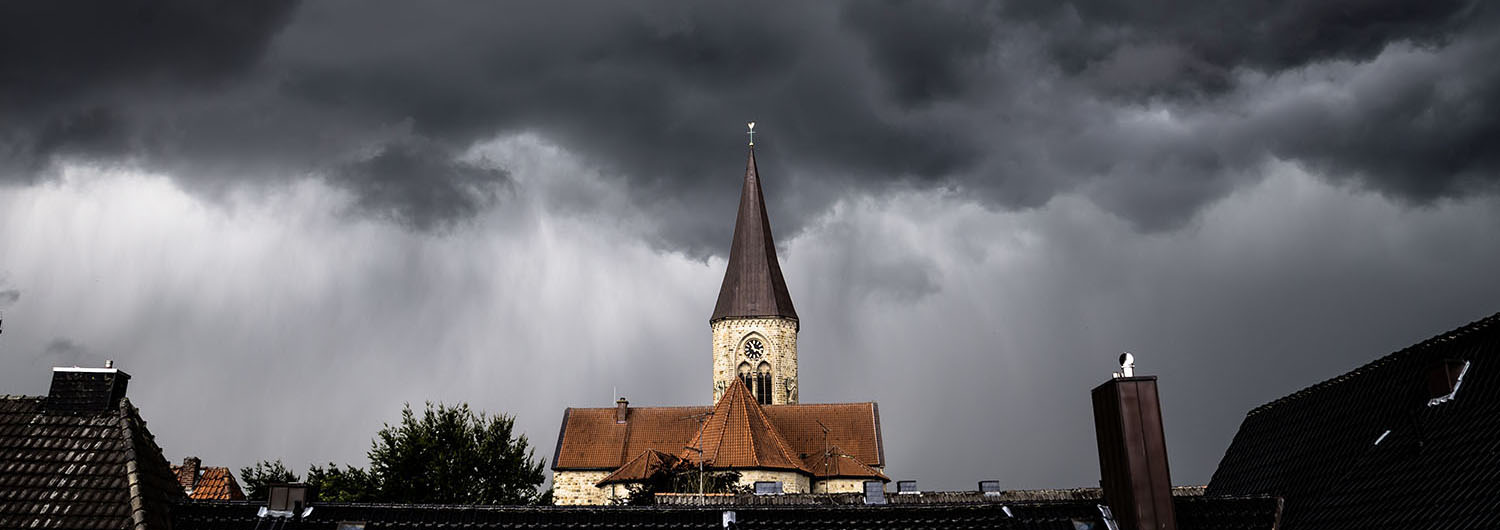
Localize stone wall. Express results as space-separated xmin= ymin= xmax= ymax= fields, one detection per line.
xmin=736 ymin=469 xmax=810 ymax=494
xmin=813 ymin=478 xmax=877 ymax=494
xmin=711 ymin=318 xmax=799 ymax=404
xmin=552 ymin=470 xmax=616 ymax=505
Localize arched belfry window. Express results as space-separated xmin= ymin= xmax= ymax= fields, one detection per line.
xmin=738 ymin=362 xmax=753 ymax=392
xmin=756 ymin=362 xmax=773 ymax=405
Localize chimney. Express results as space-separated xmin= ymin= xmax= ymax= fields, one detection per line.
xmin=1092 ymin=354 xmax=1177 ymax=530
xmin=178 ymin=457 xmax=203 ymax=492
xmin=615 ymin=397 xmax=629 ymax=423
xmin=44 ymin=363 xmax=131 ymax=414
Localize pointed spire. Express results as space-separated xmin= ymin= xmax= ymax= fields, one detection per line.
xmin=711 ymin=133 xmax=798 ymax=323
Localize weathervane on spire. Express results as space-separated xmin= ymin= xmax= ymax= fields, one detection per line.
xmin=747 ymin=121 xmax=756 ymax=146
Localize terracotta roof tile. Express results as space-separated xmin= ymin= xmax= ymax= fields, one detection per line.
xmin=682 ymin=378 xmax=805 ymax=472
xmin=554 ymin=395 xmax=883 ymax=472
xmin=596 ymin=449 xmax=681 ymax=486
xmin=186 ymin=467 xmax=246 ymax=500
xmin=802 ymin=446 xmax=888 ymax=481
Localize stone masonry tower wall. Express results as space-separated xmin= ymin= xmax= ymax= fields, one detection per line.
xmin=712 ymin=317 xmax=798 ymax=404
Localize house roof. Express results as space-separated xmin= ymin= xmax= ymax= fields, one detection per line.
xmin=596 ymin=449 xmax=682 ymax=486
xmin=170 ymin=495 xmax=1282 ymax=530
xmin=170 ymin=465 xmax=246 ymax=501
xmin=553 ymin=395 xmax=883 ymax=472
xmin=682 ymin=378 xmax=806 ymax=472
xmin=1207 ymin=311 xmax=1500 ymax=529
xmin=802 ymin=446 xmax=889 ymax=481
xmin=0 ymin=394 xmax=183 ymax=530
xmin=710 ymin=145 xmax=798 ymax=323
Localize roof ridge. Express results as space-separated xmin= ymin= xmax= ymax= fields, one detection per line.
xmin=1247 ymin=310 xmax=1500 ymax=416
xmin=743 ymin=384 xmax=806 ymax=472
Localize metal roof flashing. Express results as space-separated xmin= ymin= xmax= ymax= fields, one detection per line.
xmin=1427 ymin=360 xmax=1471 ymax=407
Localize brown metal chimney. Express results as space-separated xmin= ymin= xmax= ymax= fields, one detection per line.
xmin=1092 ymin=353 xmax=1177 ymax=530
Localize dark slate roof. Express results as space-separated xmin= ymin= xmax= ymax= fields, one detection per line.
xmin=0 ymin=394 xmax=183 ymax=530
xmin=1207 ymin=311 xmax=1500 ymax=529
xmin=171 ymin=495 xmax=1280 ymax=530
xmin=710 ymin=145 xmax=798 ymax=323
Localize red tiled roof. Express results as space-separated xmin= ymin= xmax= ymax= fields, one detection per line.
xmin=555 ymin=383 xmax=883 ymax=473
xmin=596 ymin=449 xmax=682 ymax=486
xmin=681 ymin=378 xmax=805 ymax=472
xmin=802 ymin=446 xmax=889 ymax=481
xmin=553 ymin=405 xmax=711 ymax=470
xmin=188 ymin=467 xmax=246 ymax=500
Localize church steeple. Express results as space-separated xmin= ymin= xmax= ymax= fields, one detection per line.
xmin=710 ymin=140 xmax=798 ymax=323
xmin=710 ymin=124 xmax=801 ymax=405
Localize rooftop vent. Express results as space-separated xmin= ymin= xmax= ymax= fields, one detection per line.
xmin=1426 ymin=359 xmax=1470 ymax=406
xmin=896 ymin=480 xmax=919 ymax=494
xmin=44 ymin=363 xmax=130 ymax=414
xmin=863 ymin=481 xmax=887 ymax=505
xmin=979 ymin=480 xmax=1002 ymax=494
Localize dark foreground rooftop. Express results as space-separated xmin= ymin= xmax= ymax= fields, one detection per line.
xmin=1209 ymin=311 xmax=1500 ymax=529
xmin=172 ymin=493 xmax=1280 ymax=530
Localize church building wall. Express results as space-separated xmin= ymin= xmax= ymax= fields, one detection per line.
xmin=813 ymin=478 xmax=876 ymax=494
xmin=736 ymin=469 xmax=810 ymax=494
xmin=712 ymin=317 xmax=799 ymax=404
xmin=552 ymin=470 xmax=614 ymax=505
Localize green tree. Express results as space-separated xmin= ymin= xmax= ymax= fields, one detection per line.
xmin=242 ymin=403 xmax=546 ymax=505
xmin=239 ymin=460 xmax=299 ymax=501
xmin=366 ymin=402 xmax=546 ymax=504
xmin=305 ymin=463 xmax=376 ymax=502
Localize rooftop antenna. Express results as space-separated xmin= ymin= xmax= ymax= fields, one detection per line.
xmin=681 ymin=411 xmax=715 ymax=505
xmin=816 ymin=419 xmax=831 ymax=483
xmin=747 ymin=122 xmax=756 ymax=146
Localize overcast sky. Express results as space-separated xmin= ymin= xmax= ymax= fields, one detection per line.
xmin=2 ymin=0 xmax=1499 ymax=492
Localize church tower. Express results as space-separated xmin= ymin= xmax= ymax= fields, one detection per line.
xmin=711 ymin=124 xmax=799 ymax=405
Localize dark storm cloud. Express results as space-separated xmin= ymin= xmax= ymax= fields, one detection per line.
xmin=0 ymin=0 xmax=299 ymax=175
xmin=2 ymin=0 xmax=1498 ymax=247
xmin=36 ymin=338 xmax=99 ymax=367
xmin=330 ymin=141 xmax=511 ymax=231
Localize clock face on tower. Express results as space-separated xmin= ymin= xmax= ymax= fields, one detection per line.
xmin=744 ymin=338 xmax=765 ymax=361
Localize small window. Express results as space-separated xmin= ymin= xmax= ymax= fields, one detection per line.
xmin=753 ymin=481 xmax=782 ymax=495
xmin=336 ymin=523 xmax=366 ymax=530
xmin=979 ymin=480 xmax=1002 ymax=494
xmin=897 ymin=480 xmax=919 ymax=494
